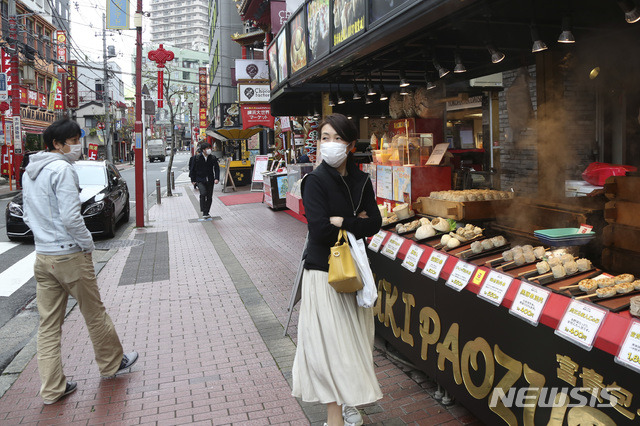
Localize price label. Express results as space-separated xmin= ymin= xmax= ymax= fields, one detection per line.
xmin=478 ymin=270 xmax=514 ymax=306
xmin=381 ymin=234 xmax=405 ymax=260
xmin=401 ymin=244 xmax=425 ymax=273
xmin=555 ymin=300 xmax=607 ymax=350
xmin=445 ymin=260 xmax=476 ymax=292
xmin=509 ymin=281 xmax=551 ymax=326
xmin=615 ymin=321 xmax=640 ymax=373
xmin=368 ymin=230 xmax=387 ymax=252
xmin=472 ymin=269 xmax=486 ymax=286
xmin=421 ymin=250 xmax=448 ymax=281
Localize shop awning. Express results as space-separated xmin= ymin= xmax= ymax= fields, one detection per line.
xmin=206 ymin=127 xmax=263 ymax=140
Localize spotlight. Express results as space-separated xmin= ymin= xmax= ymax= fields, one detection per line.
xmin=589 ymin=67 xmax=600 ymax=80
xmin=379 ymin=85 xmax=388 ymax=101
xmin=347 ymin=115 xmax=353 ymax=120
xmin=530 ymin=25 xmax=547 ymax=52
xmin=363 ymin=114 xmax=369 ymax=119
xmin=352 ymin=82 xmax=362 ymax=100
xmin=453 ymin=52 xmax=466 ymax=73
xmin=399 ymin=70 xmax=410 ymax=87
xmin=367 ymin=81 xmax=377 ymax=96
xmin=433 ymin=58 xmax=449 ymax=78
xmin=399 ymin=86 xmax=409 ymax=96
xmin=337 ymin=93 xmax=345 ymax=105
xmin=558 ymin=17 xmax=575 ymax=43
xmin=365 ymin=95 xmax=373 ymax=104
xmin=328 ymin=93 xmax=336 ymax=107
xmin=618 ymin=0 xmax=640 ymax=23
xmin=486 ymin=45 xmax=505 ymax=63
xmin=427 ymin=80 xmax=437 ymax=90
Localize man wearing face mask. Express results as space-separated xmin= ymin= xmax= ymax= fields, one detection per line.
xmin=22 ymin=118 xmax=138 ymax=405
xmin=189 ymin=141 xmax=220 ymax=219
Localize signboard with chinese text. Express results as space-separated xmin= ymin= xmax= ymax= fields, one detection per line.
xmin=56 ymin=31 xmax=67 ymax=73
xmin=332 ymin=0 xmax=364 ymax=46
xmin=240 ymin=104 xmax=274 ymax=129
xmin=107 ymin=0 xmax=129 ymax=29
xmin=88 ymin=143 xmax=98 ymax=160
xmin=66 ymin=60 xmax=78 ymax=109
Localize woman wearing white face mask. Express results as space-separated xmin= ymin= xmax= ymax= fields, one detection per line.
xmin=292 ymin=114 xmax=382 ymax=426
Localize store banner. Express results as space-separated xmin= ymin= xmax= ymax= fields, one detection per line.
xmin=332 ymin=0 xmax=365 ymax=46
xmin=270 ymin=1 xmax=288 ymax=35
xmin=235 ymin=59 xmax=269 ymax=81
xmin=48 ymin=78 xmax=59 ymax=110
xmin=280 ymin=116 xmax=291 ymax=132
xmin=1 ymin=49 xmax=11 ymax=92
xmin=216 ymin=103 xmax=241 ymax=128
xmin=38 ymin=92 xmax=46 ymax=108
xmin=1 ymin=144 xmax=13 ymax=175
xmin=199 ymin=107 xmax=207 ymax=128
xmin=66 ymin=60 xmax=78 ymax=109
xmin=56 ymin=31 xmax=67 ymax=74
xmin=198 ymin=67 xmax=207 ymax=110
xmin=238 ymin=83 xmax=270 ymax=103
xmin=88 ymin=143 xmax=98 ymax=160
xmin=54 ymin=79 xmax=64 ymax=110
xmin=241 ymin=104 xmax=274 ymax=129
xmin=20 ymin=86 xmax=27 ymax=104
xmin=27 ymin=89 xmax=38 ymax=106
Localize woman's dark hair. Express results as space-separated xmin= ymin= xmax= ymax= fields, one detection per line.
xmin=318 ymin=113 xmax=358 ymax=143
xmin=43 ymin=118 xmax=81 ymax=151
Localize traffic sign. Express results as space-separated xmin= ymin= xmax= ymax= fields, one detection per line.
xmin=97 ymin=122 xmax=105 ymax=130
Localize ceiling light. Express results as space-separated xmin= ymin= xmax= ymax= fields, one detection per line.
xmin=347 ymin=115 xmax=353 ymax=119
xmin=486 ymin=45 xmax=505 ymax=63
xmin=530 ymin=25 xmax=547 ymax=52
xmin=365 ymin=95 xmax=373 ymax=104
xmin=558 ymin=17 xmax=575 ymax=43
xmin=379 ymin=85 xmax=388 ymax=101
xmin=427 ymin=80 xmax=437 ymax=90
xmin=399 ymin=86 xmax=409 ymax=96
xmin=363 ymin=114 xmax=369 ymax=119
xmin=337 ymin=93 xmax=345 ymax=105
xmin=328 ymin=93 xmax=336 ymax=107
xmin=399 ymin=70 xmax=410 ymax=87
xmin=352 ymin=82 xmax=361 ymax=100
xmin=454 ymin=52 xmax=466 ymax=73
xmin=618 ymin=0 xmax=640 ymax=23
xmin=433 ymin=58 xmax=449 ymax=78
xmin=589 ymin=67 xmax=600 ymax=80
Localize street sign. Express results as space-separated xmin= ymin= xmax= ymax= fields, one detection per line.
xmin=12 ymin=116 xmax=21 ymax=154
xmin=0 ymin=73 xmax=7 ymax=101
xmin=97 ymin=122 xmax=105 ymax=130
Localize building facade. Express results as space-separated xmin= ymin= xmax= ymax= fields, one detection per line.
xmin=150 ymin=0 xmax=209 ymax=50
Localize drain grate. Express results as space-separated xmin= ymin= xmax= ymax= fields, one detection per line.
xmin=94 ymin=239 xmax=145 ymax=250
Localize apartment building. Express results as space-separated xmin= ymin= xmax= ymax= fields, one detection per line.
xmin=150 ymin=0 xmax=209 ymax=50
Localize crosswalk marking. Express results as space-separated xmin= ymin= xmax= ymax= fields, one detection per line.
xmin=0 ymin=241 xmax=20 ymax=256
xmin=0 ymin=251 xmax=36 ymax=298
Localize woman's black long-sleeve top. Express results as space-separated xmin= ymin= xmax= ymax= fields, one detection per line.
xmin=301 ymin=159 xmax=382 ymax=271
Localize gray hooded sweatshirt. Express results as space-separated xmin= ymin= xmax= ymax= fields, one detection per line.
xmin=22 ymin=151 xmax=95 ymax=255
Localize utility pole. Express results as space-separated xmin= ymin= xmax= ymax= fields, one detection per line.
xmin=8 ymin=0 xmax=22 ymax=187
xmin=102 ymin=13 xmax=112 ymax=162
xmin=134 ymin=1 xmax=144 ymax=227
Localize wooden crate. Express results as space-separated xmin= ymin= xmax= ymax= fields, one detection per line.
xmin=417 ymin=196 xmax=512 ymax=220
xmin=604 ymin=175 xmax=640 ymax=202
xmin=603 ymin=224 xmax=640 ymax=253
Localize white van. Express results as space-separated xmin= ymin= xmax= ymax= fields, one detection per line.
xmin=147 ymin=139 xmax=165 ymax=162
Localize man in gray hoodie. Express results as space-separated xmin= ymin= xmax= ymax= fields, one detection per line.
xmin=22 ymin=118 xmax=138 ymax=405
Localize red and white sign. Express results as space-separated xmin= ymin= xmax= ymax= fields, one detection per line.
xmin=27 ymin=89 xmax=38 ymax=106
xmin=241 ymin=104 xmax=274 ymax=129
xmin=1 ymin=49 xmax=11 ymax=92
xmin=280 ymin=116 xmax=291 ymax=132
xmin=54 ymin=80 xmax=64 ymax=110
xmin=38 ymin=92 xmax=46 ymax=108
xmin=88 ymin=143 xmax=98 ymax=160
xmin=1 ymin=144 xmax=13 ymax=175
xmin=198 ymin=67 xmax=207 ymax=110
xmin=56 ymin=31 xmax=67 ymax=74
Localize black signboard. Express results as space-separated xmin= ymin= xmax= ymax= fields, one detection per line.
xmin=306 ymin=0 xmax=330 ymax=62
xmin=370 ymin=250 xmax=640 ymax=426
xmin=216 ymin=103 xmax=241 ymax=128
xmin=369 ymin=0 xmax=410 ymax=24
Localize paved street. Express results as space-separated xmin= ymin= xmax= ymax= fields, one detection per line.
xmin=0 ymin=181 xmax=480 ymax=425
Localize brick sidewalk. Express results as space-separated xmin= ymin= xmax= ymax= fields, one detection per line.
xmin=0 ymin=184 xmax=481 ymax=425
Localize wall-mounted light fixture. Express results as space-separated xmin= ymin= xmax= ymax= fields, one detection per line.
xmin=433 ymin=58 xmax=449 ymax=78
xmin=558 ymin=17 xmax=575 ymax=43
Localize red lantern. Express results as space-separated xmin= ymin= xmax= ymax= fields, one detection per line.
xmin=147 ymin=44 xmax=175 ymax=108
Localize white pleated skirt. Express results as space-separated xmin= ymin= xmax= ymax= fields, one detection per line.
xmin=291 ymin=269 xmax=383 ymax=406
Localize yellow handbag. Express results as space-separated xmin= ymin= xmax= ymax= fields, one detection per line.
xmin=327 ymin=229 xmax=363 ymax=293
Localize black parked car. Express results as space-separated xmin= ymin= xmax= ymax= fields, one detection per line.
xmin=5 ymin=160 xmax=130 ymax=240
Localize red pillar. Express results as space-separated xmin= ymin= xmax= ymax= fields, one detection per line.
xmin=9 ymin=16 xmax=21 ymax=188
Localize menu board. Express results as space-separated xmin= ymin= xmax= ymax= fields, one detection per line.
xmin=306 ymin=0 xmax=330 ymax=62
xmin=276 ymin=30 xmax=288 ymax=84
xmin=268 ymin=43 xmax=278 ymax=89
xmin=376 ymin=165 xmax=393 ymax=200
xmin=289 ymin=10 xmax=307 ymax=74
xmin=332 ymin=0 xmax=365 ymax=46
xmin=392 ymin=166 xmax=411 ymax=202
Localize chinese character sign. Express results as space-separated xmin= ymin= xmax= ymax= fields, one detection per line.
xmin=56 ymin=31 xmax=67 ymax=74
xmin=66 ymin=60 xmax=78 ymax=109
xmin=88 ymin=143 xmax=98 ymax=160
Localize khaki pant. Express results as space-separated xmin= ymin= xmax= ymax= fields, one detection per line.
xmin=34 ymin=251 xmax=124 ymax=402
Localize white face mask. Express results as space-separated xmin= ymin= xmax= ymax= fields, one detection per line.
xmin=321 ymin=142 xmax=348 ymax=168
xmin=204 ymin=148 xmax=212 ymax=155
xmin=63 ymin=144 xmax=82 ymax=162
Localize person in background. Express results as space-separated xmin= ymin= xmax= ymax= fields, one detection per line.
xmin=292 ymin=114 xmax=382 ymax=426
xmin=297 ymin=147 xmax=310 ymax=163
xmin=189 ymin=141 xmax=220 ymax=219
xmin=188 ymin=146 xmax=202 ymax=190
xmin=22 ymin=118 xmax=138 ymax=405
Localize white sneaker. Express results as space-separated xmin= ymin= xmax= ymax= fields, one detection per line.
xmin=342 ymin=405 xmax=363 ymax=426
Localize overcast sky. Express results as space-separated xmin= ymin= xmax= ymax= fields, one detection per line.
xmin=69 ymin=0 xmax=152 ymax=95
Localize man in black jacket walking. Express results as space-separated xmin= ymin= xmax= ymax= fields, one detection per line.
xmin=189 ymin=142 xmax=220 ymax=219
